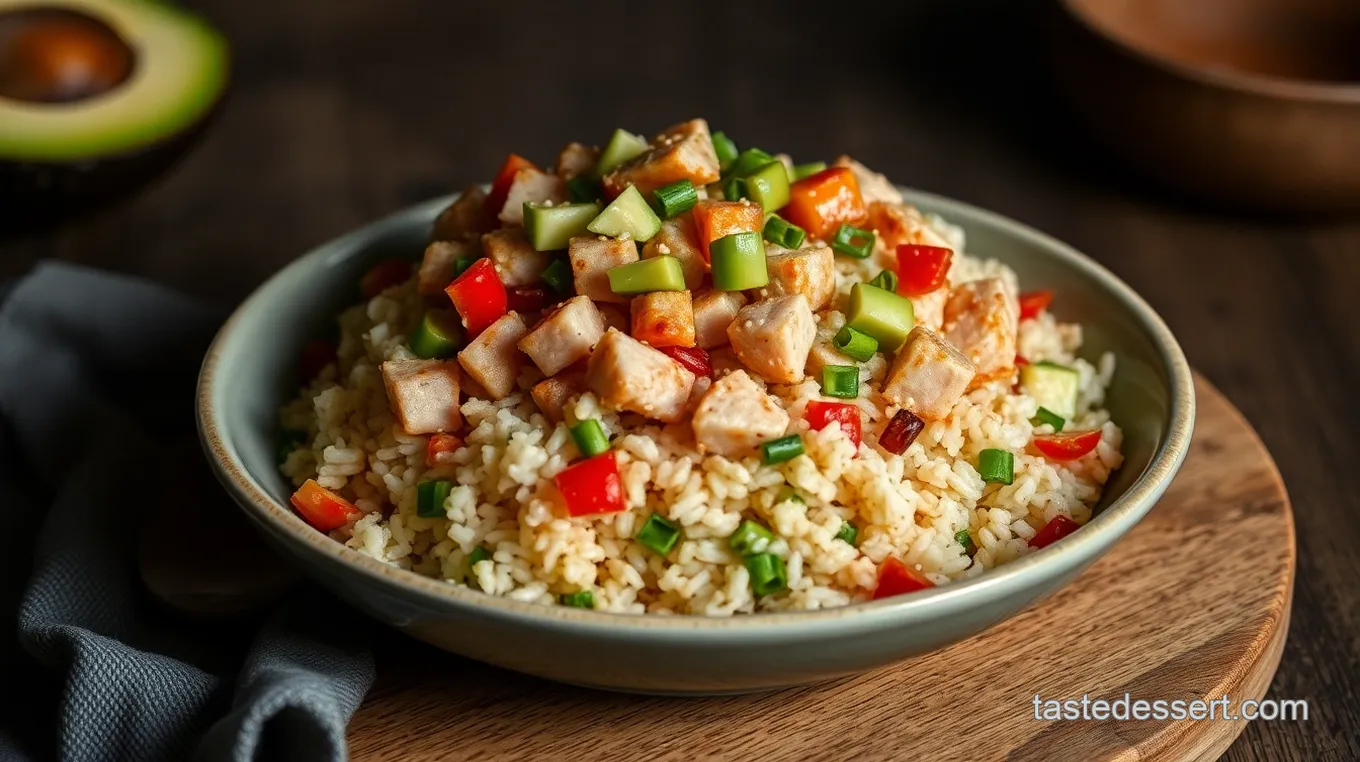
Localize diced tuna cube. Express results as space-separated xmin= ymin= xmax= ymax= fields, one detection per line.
xmin=431 ymin=186 xmax=495 ymax=242
xmin=603 ymin=119 xmax=721 ymax=197
xmin=483 ymin=228 xmax=552 ymax=288
xmin=641 ymin=215 xmax=705 ymax=290
xmin=942 ymin=278 xmax=1018 ymax=380
xmin=531 ymin=371 xmax=588 ymax=424
xmin=381 ymin=359 xmax=462 ymax=435
xmin=496 ymin=168 xmax=567 ymax=226
xmin=882 ymin=326 xmax=975 ymax=419
xmin=457 ymin=312 xmax=528 ymax=400
xmin=833 ymin=156 xmax=903 ymax=205
xmin=586 ymin=328 xmax=695 ymax=423
xmin=418 ymin=240 xmax=473 ymax=296
xmin=691 ymin=290 xmax=746 ymax=349
xmin=569 ymin=235 xmax=638 ymax=303
xmin=804 ymin=339 xmax=846 ymax=381
xmin=727 ymin=294 xmax=817 ymax=384
xmin=691 ymin=369 xmax=791 ymax=457
xmin=911 ymin=287 xmax=949 ymax=332
xmin=758 ymin=244 xmax=835 ymax=310
xmin=518 ymin=295 xmax=606 ymax=376
xmin=555 ymin=142 xmax=599 ymax=180
xmin=630 ymin=291 xmax=695 ymax=348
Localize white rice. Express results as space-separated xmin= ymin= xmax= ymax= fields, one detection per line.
xmin=279 ymin=215 xmax=1123 ymax=615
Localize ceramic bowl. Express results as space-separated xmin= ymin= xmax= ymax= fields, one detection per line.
xmin=197 ymin=189 xmax=1195 ymax=695
xmin=1049 ymin=0 xmax=1360 ymax=213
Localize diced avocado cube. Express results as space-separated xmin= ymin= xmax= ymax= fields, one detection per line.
xmin=1020 ymin=362 xmax=1081 ymax=419
xmin=595 ymin=129 xmax=649 ymax=175
xmin=523 ymin=201 xmax=602 ymax=251
xmin=587 ymin=185 xmax=662 ymax=242
xmin=744 ymin=161 xmax=790 ymax=213
xmin=846 ymin=283 xmax=915 ymax=352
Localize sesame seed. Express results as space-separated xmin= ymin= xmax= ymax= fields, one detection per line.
xmin=657 ymin=243 xmax=671 ymax=255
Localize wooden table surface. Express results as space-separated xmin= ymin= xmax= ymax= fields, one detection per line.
xmin=2 ymin=1 xmax=1355 ymax=759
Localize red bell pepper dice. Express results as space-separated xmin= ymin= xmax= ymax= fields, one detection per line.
xmin=445 ymin=258 xmax=508 ymax=335
xmin=1033 ymin=430 xmax=1102 ymax=461
xmin=805 ymin=400 xmax=862 ymax=449
xmin=658 ymin=345 xmax=713 ymax=379
xmin=1029 ymin=514 xmax=1081 ymax=549
xmin=1018 ymin=290 xmax=1054 ymax=320
xmin=290 ymin=479 xmax=362 ymax=532
xmin=485 ymin=153 xmax=538 ymax=216
xmin=554 ymin=452 xmax=627 ymax=517
xmin=895 ymin=245 xmax=953 ymax=296
xmin=426 ymin=433 xmax=463 ymax=466
xmin=360 ymin=259 xmax=412 ymax=299
xmin=873 ymin=557 xmax=935 ymax=600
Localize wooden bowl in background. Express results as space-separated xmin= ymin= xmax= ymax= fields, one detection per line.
xmin=1049 ymin=0 xmax=1360 ymax=214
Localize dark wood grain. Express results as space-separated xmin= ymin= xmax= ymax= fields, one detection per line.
xmin=2 ymin=1 xmax=1356 ymax=759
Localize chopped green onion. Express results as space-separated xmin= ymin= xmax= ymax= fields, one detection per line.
xmin=711 ymin=131 xmax=739 ymax=172
xmin=468 ymin=546 xmax=491 ymax=566
xmin=978 ymin=448 xmax=1015 ymax=485
xmin=652 ymin=179 xmax=698 ymax=219
xmin=745 ymin=553 xmax=788 ymax=596
xmin=1034 ymin=360 xmax=1074 ymax=370
xmin=277 ymin=428 xmax=307 ymax=465
xmin=587 ymin=185 xmax=662 ymax=241
xmin=709 ymin=231 xmax=768 ymax=291
xmin=722 ymin=174 xmax=746 ymax=201
xmin=835 ymin=521 xmax=858 ymax=546
xmin=635 ymin=513 xmax=682 ymax=555
xmin=868 ymin=269 xmax=898 ymax=293
xmin=567 ymin=175 xmax=604 ymax=203
xmin=607 ymin=255 xmax=686 ymax=295
xmin=452 ymin=254 xmax=478 ymax=278
xmin=570 ymin=419 xmax=610 ymax=458
xmin=776 ymin=487 xmax=804 ymax=505
xmin=743 ymin=161 xmax=790 ymax=213
xmin=1033 ymin=407 xmax=1066 ymax=431
xmin=955 ymin=529 xmax=975 ymax=555
xmin=821 ymin=365 xmax=860 ymax=399
xmin=560 ymin=590 xmax=595 ymax=608
xmin=409 ymin=310 xmax=462 ymax=359
xmin=596 ymin=128 xmax=648 ymax=175
xmin=831 ymin=223 xmax=875 ymax=259
xmin=792 ymin=161 xmax=827 ymax=180
xmin=761 ymin=434 xmax=804 ymax=465
xmin=763 ymin=214 xmax=806 ymax=249
xmin=523 ymin=201 xmax=602 ymax=251
xmin=416 ymin=479 xmax=453 ymax=518
xmin=833 ymin=325 xmax=878 ymax=362
xmin=846 ymin=283 xmax=916 ymax=352
xmin=726 ymin=148 xmax=776 ymax=179
xmin=540 ymin=258 xmax=573 ymax=294
xmin=729 ymin=520 xmax=775 ymax=556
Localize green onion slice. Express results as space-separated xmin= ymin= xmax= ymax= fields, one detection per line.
xmin=636 ymin=513 xmax=682 ymax=555
xmin=1032 ymin=407 xmax=1066 ymax=431
xmin=831 ymin=223 xmax=875 ymax=259
xmin=821 ymin=365 xmax=860 ymax=399
xmin=868 ymin=269 xmax=898 ymax=293
xmin=711 ymin=131 xmax=739 ymax=172
xmin=416 ymin=479 xmax=453 ymax=518
xmin=729 ymin=520 xmax=775 ymax=556
xmin=761 ymin=434 xmax=804 ymax=465
xmin=409 ymin=310 xmax=462 ymax=359
xmin=835 ymin=521 xmax=858 ymax=546
xmin=833 ymin=326 xmax=878 ymax=362
xmin=652 ymin=179 xmax=699 ymax=219
xmin=541 ymin=258 xmax=573 ymax=294
xmin=560 ymin=590 xmax=595 ymax=608
xmin=763 ymin=214 xmax=806 ymax=249
xmin=978 ymin=448 xmax=1015 ymax=485
xmin=792 ymin=161 xmax=827 ymax=180
xmin=570 ymin=419 xmax=610 ymax=458
xmin=745 ymin=553 xmax=788 ymax=596
xmin=955 ymin=529 xmax=975 ymax=555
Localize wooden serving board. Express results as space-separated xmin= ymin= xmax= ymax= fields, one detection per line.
xmin=346 ymin=374 xmax=1294 ymax=762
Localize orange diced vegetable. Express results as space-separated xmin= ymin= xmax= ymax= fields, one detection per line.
xmin=691 ymin=200 xmax=764 ymax=260
xmin=783 ymin=167 xmax=867 ymax=241
xmin=290 ymin=479 xmax=362 ymax=532
xmin=630 ymin=291 xmax=696 ymax=348
xmin=426 ymin=433 xmax=463 ymax=466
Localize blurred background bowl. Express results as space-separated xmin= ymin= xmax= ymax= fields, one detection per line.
xmin=1049 ymin=0 xmax=1360 ymax=214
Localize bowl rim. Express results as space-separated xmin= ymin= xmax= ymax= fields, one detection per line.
xmin=197 ymin=187 xmax=1195 ymax=640
xmin=1059 ymin=0 xmax=1360 ymax=104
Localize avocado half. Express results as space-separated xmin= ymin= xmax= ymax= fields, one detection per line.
xmin=0 ymin=0 xmax=228 ymax=221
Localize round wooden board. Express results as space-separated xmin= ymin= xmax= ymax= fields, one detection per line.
xmin=346 ymin=374 xmax=1294 ymax=762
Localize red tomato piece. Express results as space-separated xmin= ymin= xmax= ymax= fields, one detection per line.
xmin=805 ymin=400 xmax=862 ymax=449
xmin=658 ymin=345 xmax=712 ymax=378
xmin=895 ymin=244 xmax=954 ymax=296
xmin=873 ymin=557 xmax=935 ymax=600
xmin=1033 ymin=430 xmax=1102 ymax=461
xmin=1014 ymin=354 xmax=1029 ymax=367
xmin=426 ymin=433 xmax=463 ymax=466
xmin=359 ymin=259 xmax=412 ymax=299
xmin=782 ymin=167 xmax=868 ymax=241
xmin=290 ymin=479 xmax=362 ymax=532
xmin=485 ymin=153 xmax=538 ymax=216
xmin=1018 ymin=290 xmax=1053 ymax=320
xmin=1029 ymin=515 xmax=1081 ymax=549
xmin=506 ymin=287 xmax=551 ymax=314
xmin=445 ymin=258 xmax=508 ymax=335
xmin=298 ymin=340 xmax=336 ymax=383
xmin=554 ymin=452 xmax=626 ymax=517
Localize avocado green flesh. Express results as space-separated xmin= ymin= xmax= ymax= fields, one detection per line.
xmin=1020 ymin=363 xmax=1081 ymax=419
xmin=0 ymin=0 xmax=229 ymax=161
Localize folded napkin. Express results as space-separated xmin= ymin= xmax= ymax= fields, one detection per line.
xmin=0 ymin=262 xmax=375 ymax=761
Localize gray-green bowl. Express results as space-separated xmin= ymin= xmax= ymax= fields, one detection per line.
xmin=197 ymin=189 xmax=1194 ymax=695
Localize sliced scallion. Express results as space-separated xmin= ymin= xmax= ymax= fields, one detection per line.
xmin=831 ymin=223 xmax=875 ymax=259
xmin=635 ymin=513 xmax=682 ymax=555
xmin=955 ymin=529 xmax=975 ymax=555
xmin=821 ymin=365 xmax=860 ymax=399
xmin=409 ymin=310 xmax=462 ymax=359
xmin=652 ymin=179 xmax=699 ymax=219
xmin=745 ymin=553 xmax=788 ymax=596
xmin=792 ymin=161 xmax=827 ymax=180
xmin=729 ymin=520 xmax=775 ymax=556
xmin=868 ymin=269 xmax=898 ymax=293
xmin=763 ymin=214 xmax=806 ymax=249
xmin=761 ymin=434 xmax=804 ymax=465
xmin=711 ymin=131 xmax=739 ymax=172
xmin=416 ymin=479 xmax=453 ymax=518
xmin=726 ymin=148 xmax=776 ymax=179
xmin=570 ymin=419 xmax=610 ymax=458
xmin=978 ymin=448 xmax=1014 ymax=485
xmin=835 ymin=521 xmax=858 ymax=546
xmin=833 ymin=325 xmax=879 ymax=362
xmin=1033 ymin=407 xmax=1066 ymax=431
xmin=560 ymin=590 xmax=595 ymax=608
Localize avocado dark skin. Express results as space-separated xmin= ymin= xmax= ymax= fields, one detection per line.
xmin=0 ymin=5 xmax=227 ymax=231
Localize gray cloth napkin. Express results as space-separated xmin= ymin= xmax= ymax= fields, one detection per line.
xmin=0 ymin=262 xmax=376 ymax=762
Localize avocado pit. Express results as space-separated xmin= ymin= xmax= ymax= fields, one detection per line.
xmin=0 ymin=6 xmax=134 ymax=103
